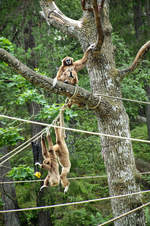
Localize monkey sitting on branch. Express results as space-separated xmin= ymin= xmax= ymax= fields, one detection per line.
xmin=36 ymin=131 xmax=60 ymax=191
xmin=53 ymin=43 xmax=96 ymax=87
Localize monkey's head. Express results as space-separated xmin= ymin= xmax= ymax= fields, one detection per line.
xmin=43 ymin=159 xmax=51 ymax=167
xmin=62 ymin=57 xmax=73 ymax=66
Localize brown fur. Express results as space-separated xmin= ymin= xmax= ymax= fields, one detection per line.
xmin=57 ymin=63 xmax=78 ymax=86
xmin=53 ymin=127 xmax=71 ymax=192
xmin=40 ymin=134 xmax=60 ymax=189
xmin=53 ymin=110 xmax=71 ymax=192
xmin=53 ymin=44 xmax=95 ymax=86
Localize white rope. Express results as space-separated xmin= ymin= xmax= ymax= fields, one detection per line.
xmin=1 ymin=171 xmax=150 ymax=184
xmin=0 ymin=175 xmax=107 ymax=184
xmin=0 ymin=128 xmax=46 ymax=167
xmin=1 ymin=114 xmax=150 ymax=144
xmin=95 ymin=93 xmax=150 ymax=105
xmin=0 ymin=128 xmax=46 ymax=162
xmin=99 ymin=201 xmax=150 ymax=226
xmin=0 ymin=189 xmax=150 ymax=213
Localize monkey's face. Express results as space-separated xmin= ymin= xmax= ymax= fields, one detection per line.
xmin=43 ymin=159 xmax=51 ymax=165
xmin=63 ymin=57 xmax=73 ymax=66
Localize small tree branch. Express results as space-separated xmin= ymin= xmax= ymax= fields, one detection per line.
xmin=40 ymin=0 xmax=81 ymax=38
xmin=0 ymin=48 xmax=113 ymax=116
xmin=92 ymin=0 xmax=104 ymax=49
xmin=118 ymin=40 xmax=150 ymax=79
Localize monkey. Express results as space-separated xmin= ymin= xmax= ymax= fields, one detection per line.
xmin=57 ymin=63 xmax=79 ymax=85
xmin=53 ymin=43 xmax=96 ymax=87
xmin=53 ymin=110 xmax=71 ymax=193
xmin=36 ymin=132 xmax=60 ymax=191
xmin=54 ymin=127 xmax=71 ymax=193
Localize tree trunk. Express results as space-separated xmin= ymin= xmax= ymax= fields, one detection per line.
xmin=145 ymin=86 xmax=150 ymax=140
xmin=78 ymin=1 xmax=145 ymax=225
xmin=0 ymin=147 xmax=21 ymax=226
xmin=133 ymin=0 xmax=143 ymax=40
xmin=0 ymin=0 xmax=147 ymax=225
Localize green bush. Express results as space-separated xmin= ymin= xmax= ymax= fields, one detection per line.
xmin=7 ymin=165 xmax=35 ymax=180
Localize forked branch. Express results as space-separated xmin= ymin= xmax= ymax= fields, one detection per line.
xmin=40 ymin=0 xmax=81 ymax=38
xmin=119 ymin=40 xmax=150 ymax=79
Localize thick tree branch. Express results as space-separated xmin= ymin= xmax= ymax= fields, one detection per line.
xmin=92 ymin=0 xmax=104 ymax=49
xmin=0 ymin=48 xmax=113 ymax=116
xmin=40 ymin=0 xmax=81 ymax=38
xmin=118 ymin=40 xmax=150 ymax=79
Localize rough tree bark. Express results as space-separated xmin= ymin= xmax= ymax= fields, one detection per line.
xmin=145 ymin=86 xmax=150 ymax=140
xmin=0 ymin=147 xmax=21 ymax=226
xmin=1 ymin=0 xmax=150 ymax=225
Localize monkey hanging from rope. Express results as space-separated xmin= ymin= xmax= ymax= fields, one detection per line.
xmin=36 ymin=108 xmax=71 ymax=193
xmin=36 ymin=131 xmax=60 ymax=191
xmin=53 ymin=109 xmax=71 ymax=193
xmin=53 ymin=43 xmax=96 ymax=87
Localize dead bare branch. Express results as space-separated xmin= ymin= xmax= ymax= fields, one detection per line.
xmin=40 ymin=0 xmax=81 ymax=38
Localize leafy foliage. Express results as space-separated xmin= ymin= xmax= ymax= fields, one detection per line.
xmin=7 ymin=165 xmax=35 ymax=180
xmin=0 ymin=127 xmax=24 ymax=147
xmin=131 ymin=124 xmax=150 ymax=161
xmin=0 ymin=0 xmax=150 ymax=225
xmin=0 ymin=37 xmax=14 ymax=52
xmin=112 ymin=33 xmax=149 ymax=119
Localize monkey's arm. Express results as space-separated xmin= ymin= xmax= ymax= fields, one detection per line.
xmin=74 ymin=44 xmax=96 ymax=71
xmin=56 ymin=66 xmax=64 ymax=80
xmin=53 ymin=66 xmax=64 ymax=87
xmin=40 ymin=175 xmax=49 ymax=191
xmin=41 ymin=137 xmax=49 ymax=159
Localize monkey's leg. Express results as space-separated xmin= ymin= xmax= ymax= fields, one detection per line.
xmin=53 ymin=77 xmax=58 ymax=87
xmin=46 ymin=133 xmax=54 ymax=151
xmin=60 ymin=166 xmax=70 ymax=193
xmin=59 ymin=109 xmax=66 ymax=138
xmin=40 ymin=175 xmax=49 ymax=191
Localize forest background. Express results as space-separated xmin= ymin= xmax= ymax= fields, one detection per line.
xmin=0 ymin=0 xmax=150 ymax=225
